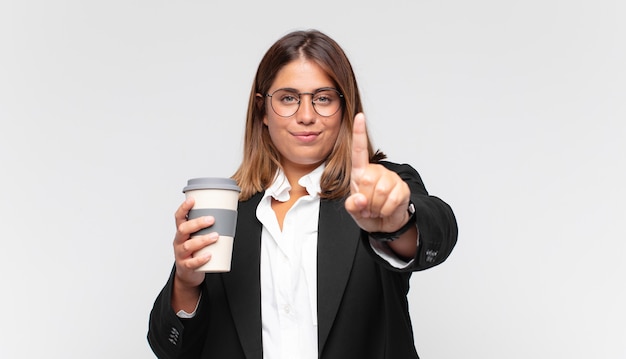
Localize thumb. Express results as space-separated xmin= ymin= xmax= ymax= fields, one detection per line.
xmin=345 ymin=192 xmax=368 ymax=217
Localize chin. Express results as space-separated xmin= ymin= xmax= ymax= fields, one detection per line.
xmin=284 ymin=156 xmax=326 ymax=168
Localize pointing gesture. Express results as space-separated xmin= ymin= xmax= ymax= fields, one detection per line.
xmin=346 ymin=113 xmax=414 ymax=237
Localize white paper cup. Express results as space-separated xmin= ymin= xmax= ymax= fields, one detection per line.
xmin=183 ymin=177 xmax=240 ymax=272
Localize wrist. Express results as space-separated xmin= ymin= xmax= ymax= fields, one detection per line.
xmin=369 ymin=201 xmax=416 ymax=242
xmin=172 ymin=275 xmax=202 ymax=313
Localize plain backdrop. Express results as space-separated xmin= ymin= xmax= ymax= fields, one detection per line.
xmin=1 ymin=1 xmax=624 ymax=358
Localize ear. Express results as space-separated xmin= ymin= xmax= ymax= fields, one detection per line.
xmin=256 ymin=93 xmax=269 ymax=126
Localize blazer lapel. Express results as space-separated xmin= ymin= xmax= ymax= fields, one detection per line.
xmin=222 ymin=193 xmax=264 ymax=359
xmin=317 ymin=198 xmax=361 ymax=354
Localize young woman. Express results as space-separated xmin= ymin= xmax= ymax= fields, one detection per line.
xmin=148 ymin=29 xmax=458 ymax=359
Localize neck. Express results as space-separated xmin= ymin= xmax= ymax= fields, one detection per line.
xmin=272 ymin=161 xmax=321 ymax=231
xmin=280 ymin=160 xmax=323 ymax=192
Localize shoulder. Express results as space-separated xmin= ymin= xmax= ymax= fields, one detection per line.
xmin=378 ymin=160 xmax=423 ymax=180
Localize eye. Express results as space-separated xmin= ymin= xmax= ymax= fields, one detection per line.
xmin=281 ymin=95 xmax=298 ymax=104
xmin=277 ymin=91 xmax=299 ymax=105
xmin=313 ymin=91 xmax=338 ymax=105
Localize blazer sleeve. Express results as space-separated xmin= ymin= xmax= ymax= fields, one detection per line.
xmin=147 ymin=266 xmax=210 ymax=358
xmin=364 ymin=161 xmax=458 ymax=272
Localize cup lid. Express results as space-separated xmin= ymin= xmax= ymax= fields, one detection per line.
xmin=182 ymin=177 xmax=241 ymax=193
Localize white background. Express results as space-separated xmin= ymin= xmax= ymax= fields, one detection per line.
xmin=1 ymin=1 xmax=624 ymax=358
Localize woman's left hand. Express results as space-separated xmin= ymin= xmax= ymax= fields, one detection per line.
xmin=344 ymin=113 xmax=412 ymax=234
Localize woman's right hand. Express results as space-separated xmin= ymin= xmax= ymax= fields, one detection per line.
xmin=171 ymin=197 xmax=218 ymax=312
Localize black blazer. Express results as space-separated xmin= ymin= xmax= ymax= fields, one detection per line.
xmin=148 ymin=162 xmax=457 ymax=359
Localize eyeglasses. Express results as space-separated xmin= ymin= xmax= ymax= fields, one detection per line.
xmin=265 ymin=87 xmax=344 ymax=117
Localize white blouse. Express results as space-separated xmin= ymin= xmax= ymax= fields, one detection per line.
xmin=256 ymin=164 xmax=323 ymax=359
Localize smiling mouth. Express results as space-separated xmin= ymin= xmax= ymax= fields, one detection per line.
xmin=292 ymin=131 xmax=320 ymax=142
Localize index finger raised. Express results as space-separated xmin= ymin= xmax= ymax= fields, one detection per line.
xmin=351 ymin=113 xmax=370 ymax=181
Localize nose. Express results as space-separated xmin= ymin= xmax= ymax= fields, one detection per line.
xmin=296 ymin=94 xmax=316 ymax=124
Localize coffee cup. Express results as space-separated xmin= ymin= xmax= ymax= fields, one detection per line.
xmin=182 ymin=177 xmax=240 ymax=272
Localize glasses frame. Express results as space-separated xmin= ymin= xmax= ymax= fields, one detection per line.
xmin=265 ymin=87 xmax=344 ymax=118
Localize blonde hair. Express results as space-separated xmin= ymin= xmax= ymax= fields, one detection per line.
xmin=233 ymin=30 xmax=385 ymax=201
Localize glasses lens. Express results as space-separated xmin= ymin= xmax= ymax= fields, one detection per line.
xmin=270 ymin=89 xmax=300 ymax=117
xmin=312 ymin=89 xmax=342 ymax=117
xmin=269 ymin=89 xmax=343 ymax=117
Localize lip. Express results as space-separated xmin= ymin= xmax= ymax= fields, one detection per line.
xmin=291 ymin=131 xmax=321 ymax=143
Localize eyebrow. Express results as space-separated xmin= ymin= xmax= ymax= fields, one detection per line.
xmin=274 ymin=86 xmax=338 ymax=93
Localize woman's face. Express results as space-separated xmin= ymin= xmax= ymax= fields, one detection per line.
xmin=263 ymin=58 xmax=342 ymax=173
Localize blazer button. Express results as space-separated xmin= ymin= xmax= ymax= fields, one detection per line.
xmin=169 ymin=327 xmax=180 ymax=345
